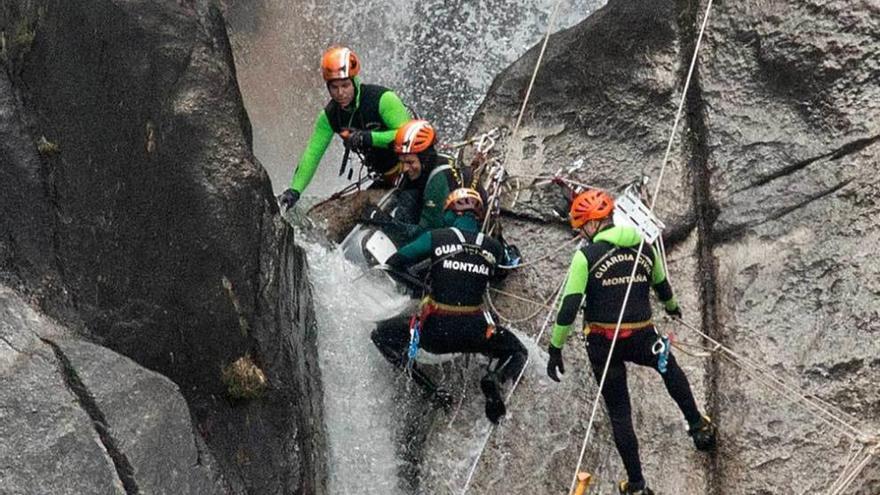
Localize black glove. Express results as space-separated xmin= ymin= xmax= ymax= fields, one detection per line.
xmin=503 ymin=243 xmax=522 ymax=267
xmin=665 ymin=305 xmax=682 ymax=319
xmin=346 ymin=130 xmax=372 ymax=152
xmin=279 ymin=189 xmax=300 ymax=210
xmin=360 ymin=205 xmax=392 ymax=225
xmin=547 ymin=345 xmax=565 ymax=382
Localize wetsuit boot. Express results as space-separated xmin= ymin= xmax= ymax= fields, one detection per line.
xmin=618 ymin=480 xmax=655 ymax=495
xmin=408 ymin=364 xmax=453 ymax=411
xmin=480 ymin=373 xmax=506 ymax=423
xmin=688 ymin=415 xmax=717 ymax=452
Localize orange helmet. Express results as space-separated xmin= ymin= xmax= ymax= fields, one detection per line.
xmin=321 ymin=46 xmax=360 ymax=81
xmin=394 ymin=120 xmax=436 ymax=154
xmin=444 ymin=188 xmax=484 ymax=219
xmin=570 ymin=189 xmax=614 ymax=229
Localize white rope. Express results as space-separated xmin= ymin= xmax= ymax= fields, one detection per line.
xmin=506 ymin=174 xmax=602 ymax=193
xmin=827 ymin=443 xmax=866 ymax=494
xmin=568 ymin=237 xmax=648 ymax=493
xmin=648 ymin=0 xmax=714 ymax=210
xmin=510 ymin=0 xmax=565 ymax=144
xmin=489 ymin=287 xmax=556 ymax=311
xmin=460 ymin=274 xmax=569 ymax=494
xmin=499 ymin=235 xmax=581 ymax=270
xmin=675 ymin=318 xmax=866 ymax=441
xmin=665 ymin=331 xmax=868 ymax=432
xmin=827 ymin=448 xmax=877 ymax=495
xmin=487 ymin=285 xmax=558 ymax=324
xmin=567 ymin=1 xmax=716 ymax=490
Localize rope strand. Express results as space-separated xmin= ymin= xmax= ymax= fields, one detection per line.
xmin=460 ymin=274 xmax=569 ymax=494
xmin=568 ymin=1 xmax=716 ymax=491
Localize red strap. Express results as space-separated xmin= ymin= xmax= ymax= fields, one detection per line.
xmin=591 ymin=326 xmax=635 ymax=340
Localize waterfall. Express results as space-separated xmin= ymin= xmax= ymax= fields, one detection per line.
xmin=302 ymin=237 xmax=411 ymax=493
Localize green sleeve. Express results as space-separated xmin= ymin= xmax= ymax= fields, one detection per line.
xmin=290 ymin=111 xmax=334 ymax=193
xmin=550 ymin=250 xmax=589 ymax=349
xmin=650 ymin=245 xmax=667 ymax=284
xmin=651 ymin=245 xmax=677 ymax=310
xmin=396 ymin=230 xmax=432 ymax=262
xmin=418 ymin=171 xmax=452 ymax=230
xmin=370 ymin=91 xmax=411 ymax=147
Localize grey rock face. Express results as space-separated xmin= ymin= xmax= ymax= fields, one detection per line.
xmin=0 ymin=287 xmax=123 ymax=495
xmin=52 ymin=337 xmax=227 ymax=494
xmin=0 ymin=285 xmax=227 ymax=494
xmin=450 ymin=0 xmax=880 ymax=493
xmin=702 ymin=1 xmax=880 ymax=493
xmin=1 ymin=1 xmax=325 ymax=493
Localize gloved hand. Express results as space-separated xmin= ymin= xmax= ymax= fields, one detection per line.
xmin=361 ymin=205 xmax=392 ymax=225
xmin=279 ymin=189 xmax=300 ymax=210
xmin=346 ymin=130 xmax=372 ymax=152
xmin=665 ymin=304 xmax=682 ymax=319
xmin=547 ymin=345 xmax=565 ymax=382
xmin=503 ymin=243 xmax=522 ymax=267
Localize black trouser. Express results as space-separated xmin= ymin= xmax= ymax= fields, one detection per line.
xmin=586 ymin=328 xmax=702 ymax=485
xmin=371 ymin=312 xmax=527 ymax=393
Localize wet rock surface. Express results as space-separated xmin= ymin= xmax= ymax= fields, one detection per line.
xmin=448 ymin=0 xmax=880 ymax=493
xmin=1 ymin=1 xmax=325 ymax=493
xmin=0 ymin=285 xmax=225 ymax=494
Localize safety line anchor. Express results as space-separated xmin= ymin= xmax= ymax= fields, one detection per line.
xmin=572 ymin=472 xmax=592 ymax=495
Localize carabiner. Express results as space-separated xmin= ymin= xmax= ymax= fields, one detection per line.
xmin=653 ymin=335 xmax=670 ymax=374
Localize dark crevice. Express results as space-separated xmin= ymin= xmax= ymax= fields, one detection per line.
xmin=41 ymin=338 xmax=141 ymax=495
xmin=676 ymin=1 xmax=722 ymax=494
xmin=1 ymin=334 xmax=28 ymax=355
xmin=737 ymin=134 xmax=880 ymax=192
xmin=713 ymin=179 xmax=852 ymax=245
xmin=499 ymin=207 xmax=564 ymax=225
xmin=661 ymin=218 xmax=698 ymax=250
xmin=828 ymin=134 xmax=880 ymax=160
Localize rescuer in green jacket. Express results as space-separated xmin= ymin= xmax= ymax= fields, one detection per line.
xmin=279 ymin=46 xmax=411 ymax=209
xmin=361 ymin=119 xmax=459 ymax=244
xmin=546 ymin=189 xmax=717 ymax=495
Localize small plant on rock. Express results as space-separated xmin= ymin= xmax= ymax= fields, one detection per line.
xmin=221 ymin=354 xmax=268 ymax=400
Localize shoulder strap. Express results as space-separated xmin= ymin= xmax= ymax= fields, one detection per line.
xmin=450 ymin=227 xmax=466 ymax=243
xmin=583 ymin=242 xmax=619 ymax=275
xmin=426 ymin=164 xmax=452 ymax=184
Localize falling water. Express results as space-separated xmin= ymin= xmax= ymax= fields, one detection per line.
xmin=301 ymin=235 xmax=411 ymax=493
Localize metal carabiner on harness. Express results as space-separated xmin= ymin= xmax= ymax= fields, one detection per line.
xmin=482 ymin=307 xmax=497 ymax=340
xmin=652 ymin=334 xmax=671 ymax=374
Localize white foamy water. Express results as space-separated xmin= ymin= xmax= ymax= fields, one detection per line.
xmin=302 ymin=238 xmax=411 ymax=494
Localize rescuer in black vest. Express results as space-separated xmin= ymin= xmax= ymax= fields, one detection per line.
xmin=360 ymin=119 xmax=460 ymax=245
xmin=372 ymin=188 xmax=527 ymax=423
xmin=546 ymin=189 xmax=717 ymax=495
xmin=279 ymin=46 xmax=411 ymax=210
